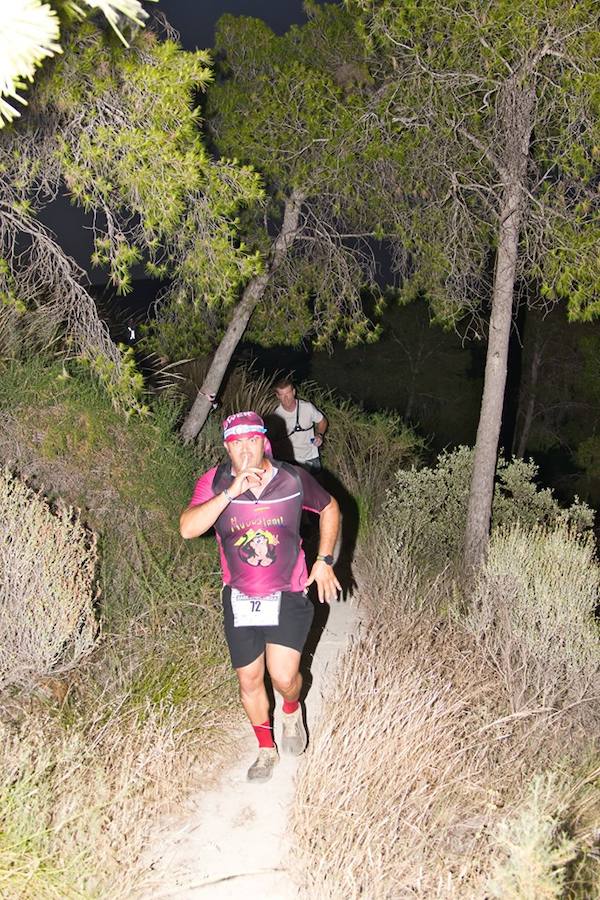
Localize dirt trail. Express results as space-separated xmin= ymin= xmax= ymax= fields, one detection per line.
xmin=141 ymin=594 xmax=358 ymax=899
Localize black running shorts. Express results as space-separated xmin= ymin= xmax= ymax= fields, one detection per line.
xmin=221 ymin=585 xmax=314 ymax=670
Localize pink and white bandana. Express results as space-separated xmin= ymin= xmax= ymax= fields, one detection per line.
xmin=223 ymin=411 xmax=267 ymax=442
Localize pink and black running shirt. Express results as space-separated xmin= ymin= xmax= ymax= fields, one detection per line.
xmin=189 ymin=461 xmax=332 ymax=596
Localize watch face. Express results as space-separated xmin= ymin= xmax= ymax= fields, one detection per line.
xmin=319 ymin=554 xmax=334 ymax=565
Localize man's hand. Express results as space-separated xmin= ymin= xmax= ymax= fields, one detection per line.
xmin=312 ymin=433 xmax=324 ymax=448
xmin=229 ymin=466 xmax=264 ymax=497
xmin=305 ymin=560 xmax=341 ymax=604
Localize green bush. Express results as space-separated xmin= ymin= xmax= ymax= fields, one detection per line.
xmin=0 ymin=358 xmax=200 ymax=539
xmin=381 ymin=446 xmax=593 ymax=569
xmin=487 ymin=773 xmax=576 ymax=900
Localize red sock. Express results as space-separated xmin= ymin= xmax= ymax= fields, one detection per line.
xmin=252 ymin=720 xmax=274 ymax=749
xmin=283 ymin=699 xmax=299 ymax=714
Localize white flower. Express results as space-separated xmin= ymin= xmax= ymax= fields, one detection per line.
xmin=0 ymin=0 xmax=61 ymax=125
xmin=65 ymin=0 xmax=151 ymax=46
xmin=0 ymin=0 xmax=154 ymax=127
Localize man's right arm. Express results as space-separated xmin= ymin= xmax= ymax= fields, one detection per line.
xmin=180 ymin=465 xmax=265 ymax=539
xmin=180 ymin=490 xmax=233 ymax=539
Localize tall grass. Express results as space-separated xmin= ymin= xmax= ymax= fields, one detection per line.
xmin=170 ymin=358 xmax=277 ymax=420
xmin=301 ymin=382 xmax=424 ymax=524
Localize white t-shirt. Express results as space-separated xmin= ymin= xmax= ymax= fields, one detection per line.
xmin=272 ymin=399 xmax=324 ymax=463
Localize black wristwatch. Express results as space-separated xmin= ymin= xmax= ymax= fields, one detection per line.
xmin=316 ymin=554 xmax=334 ymax=566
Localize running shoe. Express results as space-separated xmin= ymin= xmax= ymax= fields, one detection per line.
xmin=247 ymin=746 xmax=279 ymax=783
xmin=281 ymin=707 xmax=307 ymax=755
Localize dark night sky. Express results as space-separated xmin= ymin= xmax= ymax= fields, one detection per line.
xmin=151 ymin=0 xmax=320 ymax=49
xmin=43 ymin=0 xmax=324 ymax=280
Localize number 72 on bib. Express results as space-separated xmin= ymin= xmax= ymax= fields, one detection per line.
xmin=230 ymin=588 xmax=282 ymax=627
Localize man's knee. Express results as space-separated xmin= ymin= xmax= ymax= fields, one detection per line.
xmin=270 ymin=670 xmax=299 ymax=696
xmin=236 ymin=659 xmax=264 ymax=695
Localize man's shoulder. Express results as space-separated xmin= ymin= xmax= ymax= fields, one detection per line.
xmin=269 ymin=460 xmax=304 ymax=490
xmin=299 ymin=398 xmax=321 ymax=414
xmin=189 ymin=465 xmax=220 ymax=506
xmin=299 ymin=400 xmax=323 ymax=426
xmin=272 ymin=459 xmax=302 ymax=479
xmin=196 ymin=464 xmax=219 ymax=483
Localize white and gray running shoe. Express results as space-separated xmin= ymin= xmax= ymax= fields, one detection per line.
xmin=247 ymin=746 xmax=279 ymax=783
xmin=281 ymin=707 xmax=307 ymax=755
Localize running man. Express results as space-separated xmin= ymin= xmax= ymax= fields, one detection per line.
xmin=272 ymin=377 xmax=328 ymax=472
xmin=180 ymin=411 xmax=341 ymax=783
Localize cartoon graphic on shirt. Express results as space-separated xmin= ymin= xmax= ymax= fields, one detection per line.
xmin=235 ymin=529 xmax=279 ymax=567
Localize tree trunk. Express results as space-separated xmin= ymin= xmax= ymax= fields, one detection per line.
xmin=463 ymin=187 xmax=524 ymax=571
xmin=463 ymin=79 xmax=534 ymax=572
xmin=180 ymin=190 xmax=305 ymax=443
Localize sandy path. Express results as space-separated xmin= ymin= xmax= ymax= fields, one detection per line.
xmin=141 ymin=594 xmax=358 ymax=899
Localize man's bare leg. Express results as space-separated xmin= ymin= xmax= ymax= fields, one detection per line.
xmin=236 ymin=653 xmax=269 ymax=724
xmin=266 ymin=643 xmax=302 ymax=702
xmin=236 ymin=652 xmax=278 ymax=782
xmin=266 ymin=644 xmax=307 ymax=755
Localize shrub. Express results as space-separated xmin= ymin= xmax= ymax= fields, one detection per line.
xmin=381 ymin=446 xmax=593 ymax=570
xmin=487 ymin=773 xmax=576 ymax=899
xmin=0 ymin=467 xmax=98 ymax=690
xmin=467 ymin=523 xmax=600 ymax=713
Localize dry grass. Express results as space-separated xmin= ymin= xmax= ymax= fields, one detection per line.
xmin=292 ymin=610 xmax=496 ymax=895
xmin=291 ymin=524 xmax=600 ymax=898
xmin=0 ymin=561 xmax=240 ymax=899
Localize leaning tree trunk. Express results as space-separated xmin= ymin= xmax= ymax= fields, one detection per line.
xmin=463 ymin=82 xmax=535 ymax=572
xmin=180 ymin=190 xmax=305 ymax=443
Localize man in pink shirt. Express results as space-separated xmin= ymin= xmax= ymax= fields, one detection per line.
xmin=180 ymin=411 xmax=341 ymax=783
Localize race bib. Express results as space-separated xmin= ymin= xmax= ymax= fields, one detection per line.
xmin=230 ymin=588 xmax=282 ymax=628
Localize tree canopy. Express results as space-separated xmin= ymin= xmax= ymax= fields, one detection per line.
xmin=0 ymin=19 xmax=263 ymax=408
xmin=0 ymin=0 xmax=155 ymax=127
xmin=348 ymin=0 xmax=600 ymax=567
xmin=151 ymin=2 xmax=399 ymax=365
xmin=350 ymin=0 xmax=600 ymax=324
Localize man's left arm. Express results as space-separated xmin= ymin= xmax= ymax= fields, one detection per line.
xmin=305 ymin=497 xmax=341 ymax=603
xmin=312 ymin=408 xmax=328 ymax=449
